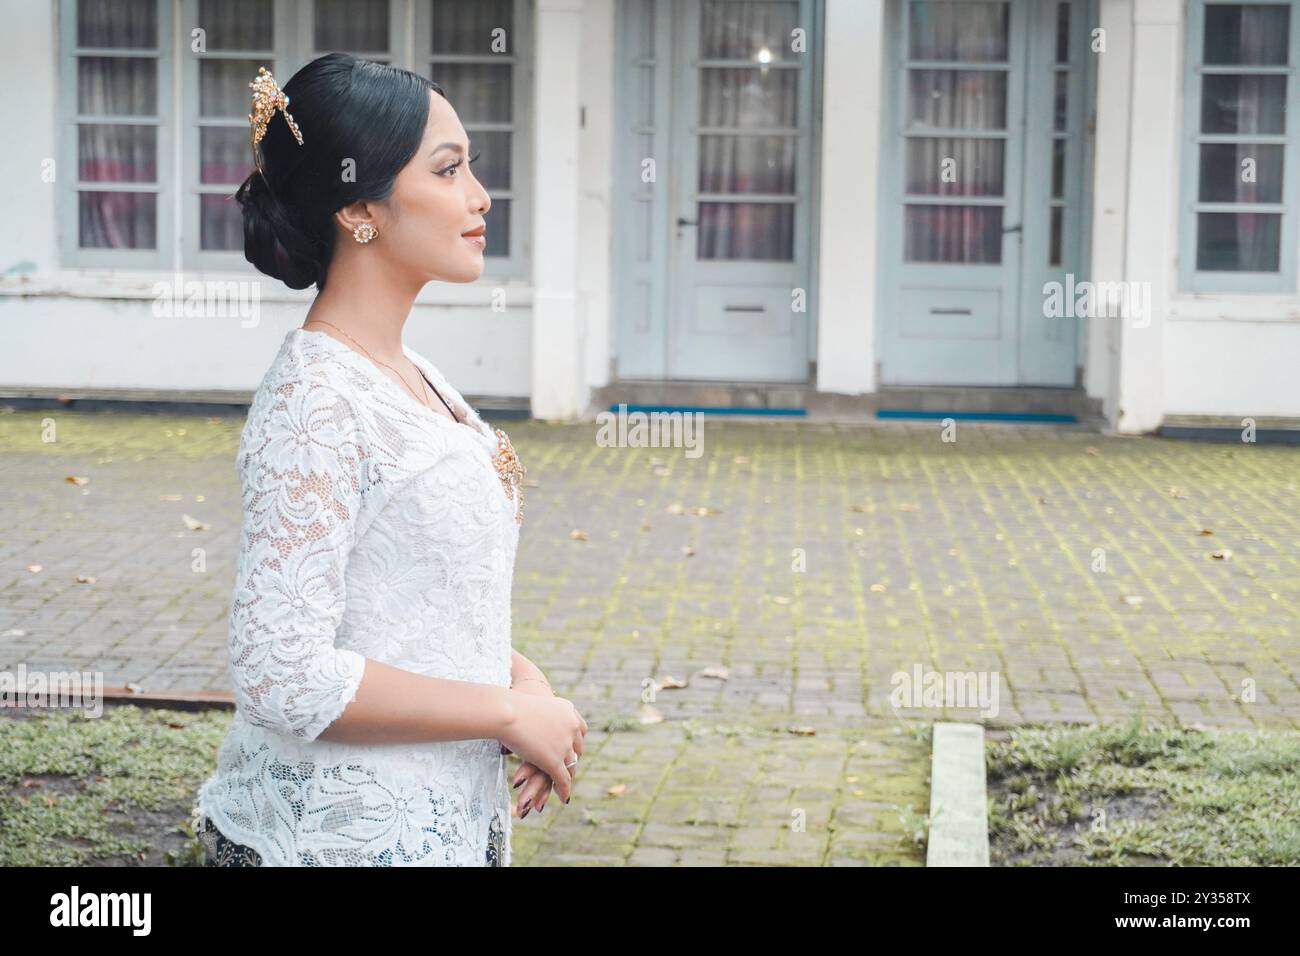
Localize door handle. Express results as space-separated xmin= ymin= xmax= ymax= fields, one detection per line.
xmin=1002 ymin=223 xmax=1022 ymax=234
xmin=677 ymin=216 xmax=697 ymax=227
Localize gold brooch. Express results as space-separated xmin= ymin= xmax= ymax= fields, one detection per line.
xmin=248 ymin=66 xmax=304 ymax=148
xmin=492 ymin=427 xmax=525 ymax=524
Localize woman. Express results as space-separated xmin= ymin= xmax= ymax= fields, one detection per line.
xmin=189 ymin=53 xmax=587 ymax=866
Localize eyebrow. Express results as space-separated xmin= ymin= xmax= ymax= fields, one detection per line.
xmin=429 ymin=140 xmax=471 ymax=158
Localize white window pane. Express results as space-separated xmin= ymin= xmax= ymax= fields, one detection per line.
xmin=201 ymin=194 xmax=243 ymax=251
xmin=905 ymin=204 xmax=1003 ymax=263
xmin=79 ymin=191 xmax=157 ymax=248
xmin=201 ymin=58 xmax=269 ymax=116
xmin=432 ymin=63 xmax=512 ymax=122
xmin=79 ymin=124 xmax=157 ymax=182
xmin=1204 ymin=4 xmax=1289 ymax=65
xmin=316 ymin=0 xmax=390 ymax=52
xmin=432 ymin=0 xmax=514 ymax=54
xmin=200 ymin=127 xmax=253 ymax=185
xmin=909 ymin=1 xmax=1010 ymax=62
xmin=700 ymin=0 xmax=800 ymax=61
xmin=196 ymin=0 xmax=274 ymax=50
xmin=1196 ymin=212 xmax=1281 ymax=271
xmin=78 ymin=57 xmax=158 ymax=114
xmin=1200 ymin=74 xmax=1287 ymax=135
xmin=78 ymin=0 xmax=158 ymax=47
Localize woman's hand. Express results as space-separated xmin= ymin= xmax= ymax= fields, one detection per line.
xmin=505 ymin=679 xmax=563 ymax=816
xmin=498 ymin=688 xmax=588 ymax=804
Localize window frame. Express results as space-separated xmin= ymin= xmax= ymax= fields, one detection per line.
xmin=1180 ymin=0 xmax=1300 ymax=293
xmin=61 ymin=0 xmax=532 ymax=280
xmin=415 ymin=0 xmax=533 ymax=280
xmin=59 ymin=0 xmax=176 ymax=269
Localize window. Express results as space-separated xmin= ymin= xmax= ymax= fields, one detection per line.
xmin=1182 ymin=1 xmax=1300 ymax=292
xmin=60 ymin=0 xmax=174 ymax=267
xmin=418 ymin=0 xmax=530 ymax=272
xmin=61 ymin=0 xmax=531 ymax=277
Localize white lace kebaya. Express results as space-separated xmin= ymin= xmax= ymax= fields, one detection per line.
xmin=191 ymin=327 xmax=524 ymax=866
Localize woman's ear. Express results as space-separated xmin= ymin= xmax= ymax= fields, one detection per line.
xmin=334 ymin=200 xmax=378 ymax=238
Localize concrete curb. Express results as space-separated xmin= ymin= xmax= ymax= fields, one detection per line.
xmin=926 ymin=722 xmax=990 ymax=867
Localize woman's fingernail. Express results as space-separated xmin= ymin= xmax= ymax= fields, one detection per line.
xmin=512 ymin=778 xmax=524 ymax=789
xmin=521 ymin=808 xmax=529 ymax=819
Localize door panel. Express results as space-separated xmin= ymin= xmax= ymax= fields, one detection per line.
xmin=884 ymin=0 xmax=1026 ymax=385
xmin=614 ymin=0 xmax=817 ymax=382
xmin=880 ymin=0 xmax=1084 ymax=387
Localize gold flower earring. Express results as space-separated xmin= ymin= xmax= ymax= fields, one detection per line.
xmin=352 ymin=223 xmax=378 ymax=244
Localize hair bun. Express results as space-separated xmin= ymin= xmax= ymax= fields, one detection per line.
xmin=235 ymin=170 xmax=323 ymax=291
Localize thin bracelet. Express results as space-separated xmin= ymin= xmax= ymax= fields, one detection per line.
xmin=514 ymin=676 xmax=555 ymax=694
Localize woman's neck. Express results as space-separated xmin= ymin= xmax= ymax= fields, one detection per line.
xmin=304 ymin=260 xmax=422 ymax=365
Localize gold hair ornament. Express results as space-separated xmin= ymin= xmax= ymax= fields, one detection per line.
xmin=248 ymin=66 xmax=304 ymax=148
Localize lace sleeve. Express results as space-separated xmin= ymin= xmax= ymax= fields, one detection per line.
xmin=227 ymin=373 xmax=370 ymax=742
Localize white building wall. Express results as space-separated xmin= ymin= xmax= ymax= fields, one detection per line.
xmin=813 ymin=0 xmax=881 ymax=395
xmin=0 ymin=0 xmax=532 ymax=402
xmin=1094 ymin=0 xmax=1300 ymax=431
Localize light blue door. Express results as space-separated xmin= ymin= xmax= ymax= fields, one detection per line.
xmin=613 ymin=0 xmax=818 ymax=382
xmin=879 ymin=0 xmax=1087 ymax=386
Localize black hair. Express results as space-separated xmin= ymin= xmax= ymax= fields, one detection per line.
xmin=235 ymin=53 xmax=443 ymax=291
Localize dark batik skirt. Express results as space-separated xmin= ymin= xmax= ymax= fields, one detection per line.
xmin=198 ymin=814 xmax=506 ymax=867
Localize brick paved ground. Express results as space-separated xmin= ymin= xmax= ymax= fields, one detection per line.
xmin=1 ymin=406 xmax=1297 ymax=864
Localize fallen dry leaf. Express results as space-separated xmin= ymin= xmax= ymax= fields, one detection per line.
xmin=1086 ymin=447 xmax=1100 ymax=456
xmin=1168 ymin=487 xmax=1189 ymax=500
xmin=26 ymin=565 xmax=42 ymax=574
xmin=898 ymin=503 xmax=920 ymax=512
xmin=1121 ymin=595 xmax=1144 ymax=607
xmin=159 ymin=494 xmax=183 ymax=502
xmin=638 ymin=705 xmax=664 ymax=725
xmin=787 ymin=726 xmax=817 ymax=736
xmin=653 ymin=466 xmax=673 ymax=477
xmin=732 ymin=456 xmax=750 ymax=465
xmin=1210 ymin=549 xmax=1233 ymax=561
xmin=64 ymin=475 xmax=88 ymax=486
xmin=696 ymin=665 xmax=730 ymax=681
xmin=125 ymin=682 xmax=143 ymax=695
xmin=665 ymin=503 xmax=685 ymax=515
xmin=771 ymin=595 xmax=792 ymax=605
xmin=681 ymin=545 xmax=695 ymax=557
xmin=657 ymin=675 xmax=688 ymax=689
xmin=1198 ymin=529 xmax=1215 ymax=536
xmin=75 ymin=575 xmax=96 ymax=584
xmin=607 ymin=784 xmax=627 ymax=797
xmin=570 ymin=529 xmax=588 ymax=541
xmin=870 ymin=583 xmax=887 ymax=593
xmin=182 ymin=513 xmax=210 ymax=531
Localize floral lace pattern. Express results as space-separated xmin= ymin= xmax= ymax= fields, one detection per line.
xmin=191 ymin=328 xmax=520 ymax=866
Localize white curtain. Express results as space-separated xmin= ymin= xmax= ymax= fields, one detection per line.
xmin=903 ymin=1 xmax=1009 ymax=263
xmin=1200 ymin=3 xmax=1290 ymax=270
xmin=696 ymin=0 xmax=800 ymax=260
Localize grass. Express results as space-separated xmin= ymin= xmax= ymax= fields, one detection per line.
xmin=987 ymin=714 xmax=1300 ymax=866
xmin=0 ymin=703 xmax=229 ymax=866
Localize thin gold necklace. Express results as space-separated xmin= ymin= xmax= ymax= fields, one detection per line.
xmin=303 ymin=318 xmax=452 ymax=419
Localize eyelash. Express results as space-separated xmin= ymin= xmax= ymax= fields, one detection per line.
xmin=438 ymin=149 xmax=481 ymax=177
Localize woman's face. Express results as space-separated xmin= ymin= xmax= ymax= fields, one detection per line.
xmin=365 ymin=90 xmax=492 ymax=285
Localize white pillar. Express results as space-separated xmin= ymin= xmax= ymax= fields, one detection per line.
xmin=814 ymin=0 xmax=883 ymax=395
xmin=1114 ymin=0 xmax=1181 ymax=433
xmin=1085 ymin=0 xmax=1132 ymax=422
xmin=530 ymin=0 xmax=584 ymax=419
